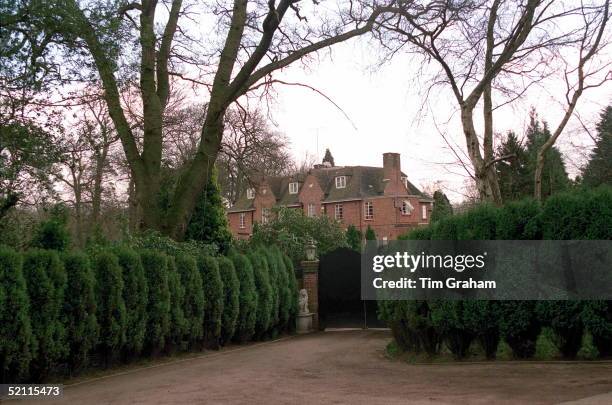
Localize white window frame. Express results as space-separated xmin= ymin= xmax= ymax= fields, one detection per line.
xmin=262 ymin=208 xmax=270 ymax=224
xmin=289 ymin=182 xmax=299 ymax=194
xmin=401 ymin=200 xmax=414 ymax=216
xmin=307 ymin=203 xmax=316 ymax=217
xmin=334 ymin=203 xmax=343 ymax=220
xmin=422 ymin=204 xmax=428 ymax=220
xmin=364 ymin=201 xmax=374 ymax=220
xmin=246 ymin=188 xmax=255 ymax=199
xmin=239 ymin=213 xmax=245 ymax=229
xmin=335 ymin=176 xmax=346 ymax=189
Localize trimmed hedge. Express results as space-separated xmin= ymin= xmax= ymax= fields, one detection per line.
xmin=62 ymin=252 xmax=98 ymax=371
xmin=199 ymin=255 xmax=223 ymax=349
xmin=0 ymin=248 xmax=33 ymax=383
xmin=248 ymin=250 xmax=273 ymax=339
xmin=0 ymin=244 xmax=296 ymax=382
xmin=387 ymin=187 xmax=612 ymax=359
xmin=218 ymin=257 xmax=240 ymax=344
xmin=230 ymin=252 xmax=257 ymax=343
xmin=22 ymin=250 xmax=67 ymax=379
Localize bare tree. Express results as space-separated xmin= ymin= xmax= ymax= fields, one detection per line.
xmin=372 ymin=0 xmax=591 ymax=204
xmin=534 ymin=0 xmax=611 ymax=200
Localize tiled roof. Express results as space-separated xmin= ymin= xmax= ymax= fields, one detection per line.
xmin=227 ymin=166 xmax=430 ymax=212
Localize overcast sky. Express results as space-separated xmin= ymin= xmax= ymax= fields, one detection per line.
xmin=262 ymin=37 xmax=611 ymax=202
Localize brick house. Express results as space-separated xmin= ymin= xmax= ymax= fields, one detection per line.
xmin=226 ymin=152 xmax=434 ymax=241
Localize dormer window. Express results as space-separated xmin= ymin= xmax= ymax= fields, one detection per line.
xmin=289 ymin=182 xmax=299 ymax=194
xmin=335 ymin=176 xmax=346 ymax=189
xmin=246 ymin=188 xmax=255 ymax=199
xmin=401 ymin=200 xmax=414 ymax=215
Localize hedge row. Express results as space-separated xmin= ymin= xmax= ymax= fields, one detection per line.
xmin=0 ymin=245 xmax=298 ymax=383
xmin=385 ymin=187 xmax=612 ymax=360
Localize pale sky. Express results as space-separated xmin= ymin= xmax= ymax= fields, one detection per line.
xmin=262 ymin=37 xmax=611 ymax=202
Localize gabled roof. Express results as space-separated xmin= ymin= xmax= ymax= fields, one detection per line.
xmin=227 ymin=165 xmax=430 ymax=213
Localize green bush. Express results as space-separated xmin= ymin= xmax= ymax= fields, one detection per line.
xmin=456 ymin=204 xmax=498 ymax=240
xmin=140 ymin=250 xmax=170 ymax=354
xmin=346 ymin=225 xmax=362 ymax=251
xmin=263 ymin=248 xmax=280 ymax=334
xmin=430 ymin=301 xmax=475 ymax=359
xmin=92 ymin=251 xmax=126 ymax=364
xmin=167 ymin=257 xmax=187 ymax=350
xmin=31 ymin=220 xmax=70 ymax=251
xmin=282 ymin=253 xmax=299 ymax=328
xmin=431 ymin=216 xmax=459 ymax=240
xmin=577 ymin=331 xmax=600 ymax=360
xmin=498 ymin=301 xmax=541 ymax=358
xmin=274 ymin=247 xmax=292 ymax=333
xmin=496 ymin=199 xmax=542 ymax=239
xmin=581 ymin=301 xmax=612 ymax=357
xmin=217 ymin=257 xmax=240 ymax=344
xmin=22 ymin=249 xmax=67 ymax=379
xmin=536 ymin=301 xmax=584 ymax=358
xmin=175 ymin=255 xmax=204 ymax=347
xmin=198 ymin=255 xmax=223 ymax=348
xmin=62 ymin=252 xmax=98 ymax=372
xmin=534 ymin=327 xmax=561 ymax=360
xmin=248 ymin=251 xmax=273 ymax=339
xmin=230 ymin=253 xmax=257 ymax=343
xmin=398 ymin=226 xmax=432 ymax=240
xmin=115 ymin=248 xmax=147 ymax=359
xmin=0 ymin=248 xmax=33 ymax=382
xmin=462 ymin=301 xmax=501 ymax=359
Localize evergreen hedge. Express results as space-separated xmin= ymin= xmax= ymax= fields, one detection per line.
xmin=218 ymin=256 xmax=240 ymax=344
xmin=248 ymin=250 xmax=273 ymax=339
xmin=230 ymin=252 xmax=257 ymax=343
xmin=387 ymin=187 xmax=612 ymax=360
xmin=140 ymin=250 xmax=170 ymax=354
xmin=167 ymin=257 xmax=187 ymax=350
xmin=62 ymin=252 xmax=98 ymax=371
xmin=175 ymin=255 xmax=204 ymax=347
xmin=199 ymin=255 xmax=223 ymax=348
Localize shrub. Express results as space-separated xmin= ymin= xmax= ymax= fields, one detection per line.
xmin=581 ymin=301 xmax=612 ymax=357
xmin=577 ymin=331 xmax=600 ymax=360
xmin=0 ymin=248 xmax=33 ymax=382
xmin=140 ymin=250 xmax=170 ymax=354
xmin=536 ymin=301 xmax=584 ymax=358
xmin=175 ymin=255 xmax=204 ymax=347
xmin=114 ymin=248 xmax=147 ymax=359
xmin=22 ymin=249 xmax=67 ymax=379
xmin=31 ymin=219 xmax=70 ymax=251
xmin=541 ymin=192 xmax=586 ymax=239
xmin=462 ymin=301 xmax=501 ymax=359
xmin=198 ymin=255 xmax=223 ymax=348
xmin=62 ymin=252 xmax=98 ymax=372
xmin=399 ymin=226 xmax=433 ymax=240
xmin=346 ymin=225 xmax=362 ymax=251
xmin=92 ymin=251 xmax=126 ymax=364
xmin=379 ymin=300 xmax=441 ymax=355
xmin=496 ymin=199 xmax=542 ymax=239
xmin=534 ymin=327 xmax=561 ymax=360
xmin=263 ymin=248 xmax=280 ymax=334
xmin=274 ymin=247 xmax=292 ymax=333
xmin=167 ymin=257 xmax=187 ymax=350
xmin=282 ymin=253 xmax=299 ymax=328
xmin=498 ymin=301 xmax=541 ymax=358
xmin=430 ymin=301 xmax=475 ymax=359
xmin=456 ymin=204 xmax=498 ymax=240
xmin=230 ymin=253 xmax=257 ymax=343
xmin=430 ymin=216 xmax=458 ymax=240
xmin=217 ymin=257 xmax=240 ymax=344
xmin=365 ymin=225 xmax=376 ymax=241
xmin=248 ymin=251 xmax=273 ymax=339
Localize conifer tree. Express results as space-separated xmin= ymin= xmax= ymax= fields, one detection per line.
xmin=582 ymin=106 xmax=612 ymax=188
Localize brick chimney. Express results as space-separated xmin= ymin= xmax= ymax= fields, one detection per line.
xmin=383 ymin=152 xmax=403 ymax=195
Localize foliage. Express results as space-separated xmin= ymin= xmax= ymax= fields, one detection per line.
xmin=365 ymin=225 xmax=376 ymax=241
xmin=273 ymin=247 xmax=293 ymax=333
xmin=536 ymin=301 xmax=584 ymax=358
xmin=198 ymin=255 xmax=224 ymax=348
xmin=217 ymin=256 xmax=240 ymax=344
xmin=166 ymin=257 xmax=187 ymax=350
xmin=114 ymin=248 xmax=147 ymax=359
xmin=496 ymin=131 xmax=530 ymax=202
xmin=282 ymin=253 xmax=299 ymax=329
xmin=125 ymin=230 xmax=217 ymax=258
xmin=345 ymin=225 xmax=362 ymax=252
xmin=175 ymin=255 xmax=204 ymax=347
xmin=140 ymin=250 xmax=170 ymax=354
xmin=185 ymin=168 xmax=233 ymax=253
xmin=534 ymin=327 xmax=561 ymax=360
xmin=581 ymin=105 xmax=612 ymax=188
xmin=248 ymin=250 xmax=273 ymax=339
xmin=30 ymin=205 xmax=71 ymax=251
xmin=581 ymin=301 xmax=612 ymax=357
xmin=22 ymin=249 xmax=67 ymax=378
xmin=251 ymin=207 xmax=347 ymax=264
xmin=498 ymin=301 xmax=541 ymax=358
xmin=263 ymin=248 xmax=280 ymax=335
xmin=430 ymin=190 xmax=453 ymax=223
xmin=92 ymin=251 xmax=126 ymax=363
xmin=577 ymin=331 xmax=600 ymax=360
xmin=62 ymin=252 xmax=98 ymax=371
xmin=430 ymin=301 xmax=475 ymax=359
xmin=229 ymin=252 xmax=257 ymax=343
xmin=0 ymin=248 xmax=33 ymax=382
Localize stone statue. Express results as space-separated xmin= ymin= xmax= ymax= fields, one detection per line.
xmin=299 ymin=288 xmax=309 ymax=314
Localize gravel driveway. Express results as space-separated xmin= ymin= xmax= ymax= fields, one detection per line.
xmin=19 ymin=330 xmax=612 ymax=404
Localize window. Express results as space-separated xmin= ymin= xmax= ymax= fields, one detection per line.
xmin=401 ymin=200 xmax=414 ymax=216
xmin=307 ymin=203 xmax=316 ymax=217
xmin=262 ymin=208 xmax=270 ymax=224
xmin=422 ymin=204 xmax=428 ymax=220
xmin=239 ymin=213 xmax=245 ymax=229
xmin=246 ymin=188 xmax=255 ymax=199
xmin=364 ymin=201 xmax=374 ymax=220
xmin=334 ymin=203 xmax=343 ymax=220
xmin=289 ymin=182 xmax=299 ymax=194
xmin=335 ymin=176 xmax=346 ymax=189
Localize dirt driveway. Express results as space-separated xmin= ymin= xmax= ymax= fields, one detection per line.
xmin=20 ymin=330 xmax=612 ymax=404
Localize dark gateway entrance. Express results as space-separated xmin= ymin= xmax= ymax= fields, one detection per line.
xmin=318 ymin=247 xmax=385 ymax=329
